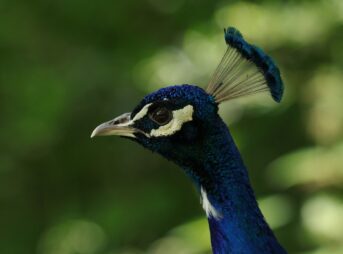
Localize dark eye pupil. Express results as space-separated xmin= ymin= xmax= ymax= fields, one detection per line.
xmin=151 ymin=107 xmax=172 ymax=125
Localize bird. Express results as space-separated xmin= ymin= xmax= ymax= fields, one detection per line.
xmin=91 ymin=27 xmax=286 ymax=254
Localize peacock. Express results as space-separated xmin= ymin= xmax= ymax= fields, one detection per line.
xmin=91 ymin=27 xmax=286 ymax=254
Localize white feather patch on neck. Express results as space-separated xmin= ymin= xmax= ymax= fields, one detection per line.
xmin=200 ymin=186 xmax=222 ymax=220
xmin=150 ymin=105 xmax=194 ymax=137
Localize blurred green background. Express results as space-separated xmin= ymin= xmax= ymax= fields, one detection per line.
xmin=1 ymin=0 xmax=343 ymax=253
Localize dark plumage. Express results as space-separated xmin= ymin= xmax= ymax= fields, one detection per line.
xmin=92 ymin=27 xmax=286 ymax=254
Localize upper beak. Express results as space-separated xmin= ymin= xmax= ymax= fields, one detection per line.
xmin=91 ymin=112 xmax=136 ymax=138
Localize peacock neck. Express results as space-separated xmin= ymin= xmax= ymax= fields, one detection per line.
xmin=177 ymin=117 xmax=287 ymax=254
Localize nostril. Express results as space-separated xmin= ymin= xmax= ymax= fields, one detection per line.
xmin=109 ymin=113 xmax=131 ymax=125
xmin=113 ymin=117 xmax=129 ymax=125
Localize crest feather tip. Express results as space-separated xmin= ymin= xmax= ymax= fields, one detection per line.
xmin=206 ymin=26 xmax=284 ymax=103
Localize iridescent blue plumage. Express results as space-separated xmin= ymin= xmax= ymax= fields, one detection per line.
xmin=130 ymin=85 xmax=287 ymax=253
xmin=92 ymin=27 xmax=286 ymax=254
xmin=224 ymin=27 xmax=283 ymax=102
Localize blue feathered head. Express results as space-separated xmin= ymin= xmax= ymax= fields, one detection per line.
xmin=91 ymin=27 xmax=283 ymax=166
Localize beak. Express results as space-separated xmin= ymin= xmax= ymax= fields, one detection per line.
xmin=91 ymin=112 xmax=137 ymax=138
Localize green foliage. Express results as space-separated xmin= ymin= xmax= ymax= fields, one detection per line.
xmin=1 ymin=0 xmax=343 ymax=253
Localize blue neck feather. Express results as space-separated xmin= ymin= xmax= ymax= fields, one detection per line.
xmin=133 ymin=84 xmax=286 ymax=253
xmin=164 ymin=117 xmax=287 ymax=254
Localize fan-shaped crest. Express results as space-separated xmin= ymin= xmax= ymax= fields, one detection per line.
xmin=206 ymin=27 xmax=283 ymax=103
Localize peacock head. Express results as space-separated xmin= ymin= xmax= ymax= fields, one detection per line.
xmin=91 ymin=85 xmax=218 ymax=163
xmin=91 ymin=27 xmax=283 ymax=166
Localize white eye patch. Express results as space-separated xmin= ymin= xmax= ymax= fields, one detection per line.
xmin=111 ymin=103 xmax=152 ymax=138
xmin=149 ymin=105 xmax=194 ymax=137
xmin=132 ymin=103 xmax=152 ymax=121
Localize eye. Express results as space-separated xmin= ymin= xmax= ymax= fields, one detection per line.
xmin=149 ymin=107 xmax=172 ymax=125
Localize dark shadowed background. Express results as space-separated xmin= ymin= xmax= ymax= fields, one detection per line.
xmin=1 ymin=0 xmax=343 ymax=253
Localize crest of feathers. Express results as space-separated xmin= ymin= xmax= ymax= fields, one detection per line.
xmin=206 ymin=27 xmax=283 ymax=104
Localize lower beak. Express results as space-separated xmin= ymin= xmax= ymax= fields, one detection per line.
xmin=91 ymin=112 xmax=136 ymax=138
